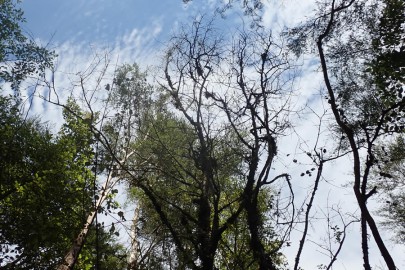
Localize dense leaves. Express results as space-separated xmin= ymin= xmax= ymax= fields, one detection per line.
xmin=128 ymin=111 xmax=282 ymax=269
xmin=0 ymin=97 xmax=94 ymax=268
xmin=374 ymin=136 xmax=405 ymax=243
xmin=370 ymin=0 xmax=405 ymax=132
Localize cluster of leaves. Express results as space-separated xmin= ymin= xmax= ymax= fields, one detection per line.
xmin=374 ymin=136 xmax=405 ymax=243
xmin=127 ymin=111 xmax=283 ymax=269
xmin=0 ymin=0 xmax=55 ymax=92
xmin=370 ymin=0 xmax=405 ymax=133
xmin=76 ymin=224 xmax=128 ymax=270
xmin=0 ymin=95 xmax=128 ymax=269
xmin=0 ymin=96 xmax=90 ymax=268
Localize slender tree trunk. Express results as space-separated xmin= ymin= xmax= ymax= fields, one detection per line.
xmin=318 ymin=38 xmax=397 ymax=270
xmin=354 ymin=191 xmax=397 ymax=270
xmin=57 ymin=170 xmax=114 ymax=270
xmin=361 ymin=214 xmax=371 ymax=270
xmin=294 ymin=161 xmax=323 ymax=270
xmin=128 ymin=204 xmax=140 ymax=270
xmin=57 ymin=209 xmax=96 ymax=270
xmin=316 ymin=8 xmax=397 ymax=268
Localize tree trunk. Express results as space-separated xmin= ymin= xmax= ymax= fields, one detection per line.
xmin=128 ymin=204 xmax=140 ymax=270
xmin=316 ymin=12 xmax=397 ymax=269
xmin=57 ymin=170 xmax=114 ymax=270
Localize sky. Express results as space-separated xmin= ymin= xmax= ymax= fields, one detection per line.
xmin=23 ymin=0 xmax=191 ymax=44
xmin=18 ymin=0 xmax=405 ymax=269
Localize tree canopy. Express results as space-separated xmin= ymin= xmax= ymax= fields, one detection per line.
xmin=0 ymin=0 xmax=54 ymax=92
xmin=1 ymin=0 xmax=405 ymax=269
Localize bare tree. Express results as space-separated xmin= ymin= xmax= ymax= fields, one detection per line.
xmin=160 ymin=17 xmax=299 ymax=269
xmin=38 ymin=56 xmax=140 ymax=270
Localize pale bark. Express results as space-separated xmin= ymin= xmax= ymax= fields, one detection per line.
xmin=127 ymin=204 xmax=140 ymax=270
xmin=57 ymin=170 xmax=115 ymax=270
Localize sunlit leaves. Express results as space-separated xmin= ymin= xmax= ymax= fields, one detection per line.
xmin=0 ymin=96 xmax=96 ymax=268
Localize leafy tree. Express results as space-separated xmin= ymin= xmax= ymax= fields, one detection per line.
xmin=146 ymin=17 xmax=293 ymax=270
xmin=0 ymin=97 xmax=95 ymax=269
xmin=0 ymin=0 xmax=54 ymax=92
xmin=0 ymin=95 xmax=128 ymax=269
xmin=374 ymin=136 xmax=405 ymax=243
xmin=56 ymin=63 xmax=154 ymax=270
xmin=0 ymin=2 xmax=128 ymax=268
xmin=127 ymin=111 xmax=268 ymax=269
xmin=76 ymin=224 xmax=127 ymax=270
xmin=368 ymin=0 xmax=405 ymax=246
xmin=286 ymin=0 xmax=404 ymax=269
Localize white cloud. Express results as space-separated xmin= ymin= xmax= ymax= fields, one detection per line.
xmin=19 ymin=18 xmax=164 ymax=132
xmin=262 ymin=0 xmax=316 ymax=30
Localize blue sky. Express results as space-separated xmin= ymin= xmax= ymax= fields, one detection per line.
xmin=16 ymin=1 xmax=405 ymax=269
xmin=23 ymin=0 xmax=191 ymax=44
xmin=20 ymin=0 xmax=314 ymax=55
xmin=20 ymin=0 xmax=245 ymax=56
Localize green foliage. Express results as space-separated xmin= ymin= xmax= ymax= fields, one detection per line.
xmin=370 ymin=0 xmax=405 ymax=133
xmin=374 ymin=136 xmax=405 ymax=243
xmin=217 ymin=188 xmax=284 ymax=270
xmin=76 ymin=225 xmax=127 ymax=270
xmin=0 ymin=96 xmax=96 ymax=268
xmin=109 ymin=62 xmax=153 ymax=135
xmin=0 ymin=0 xmax=54 ymax=92
xmin=127 ymin=108 xmax=281 ymax=269
xmin=100 ymin=63 xmax=154 ymax=170
xmin=129 ymin=113 xmax=209 ymax=268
